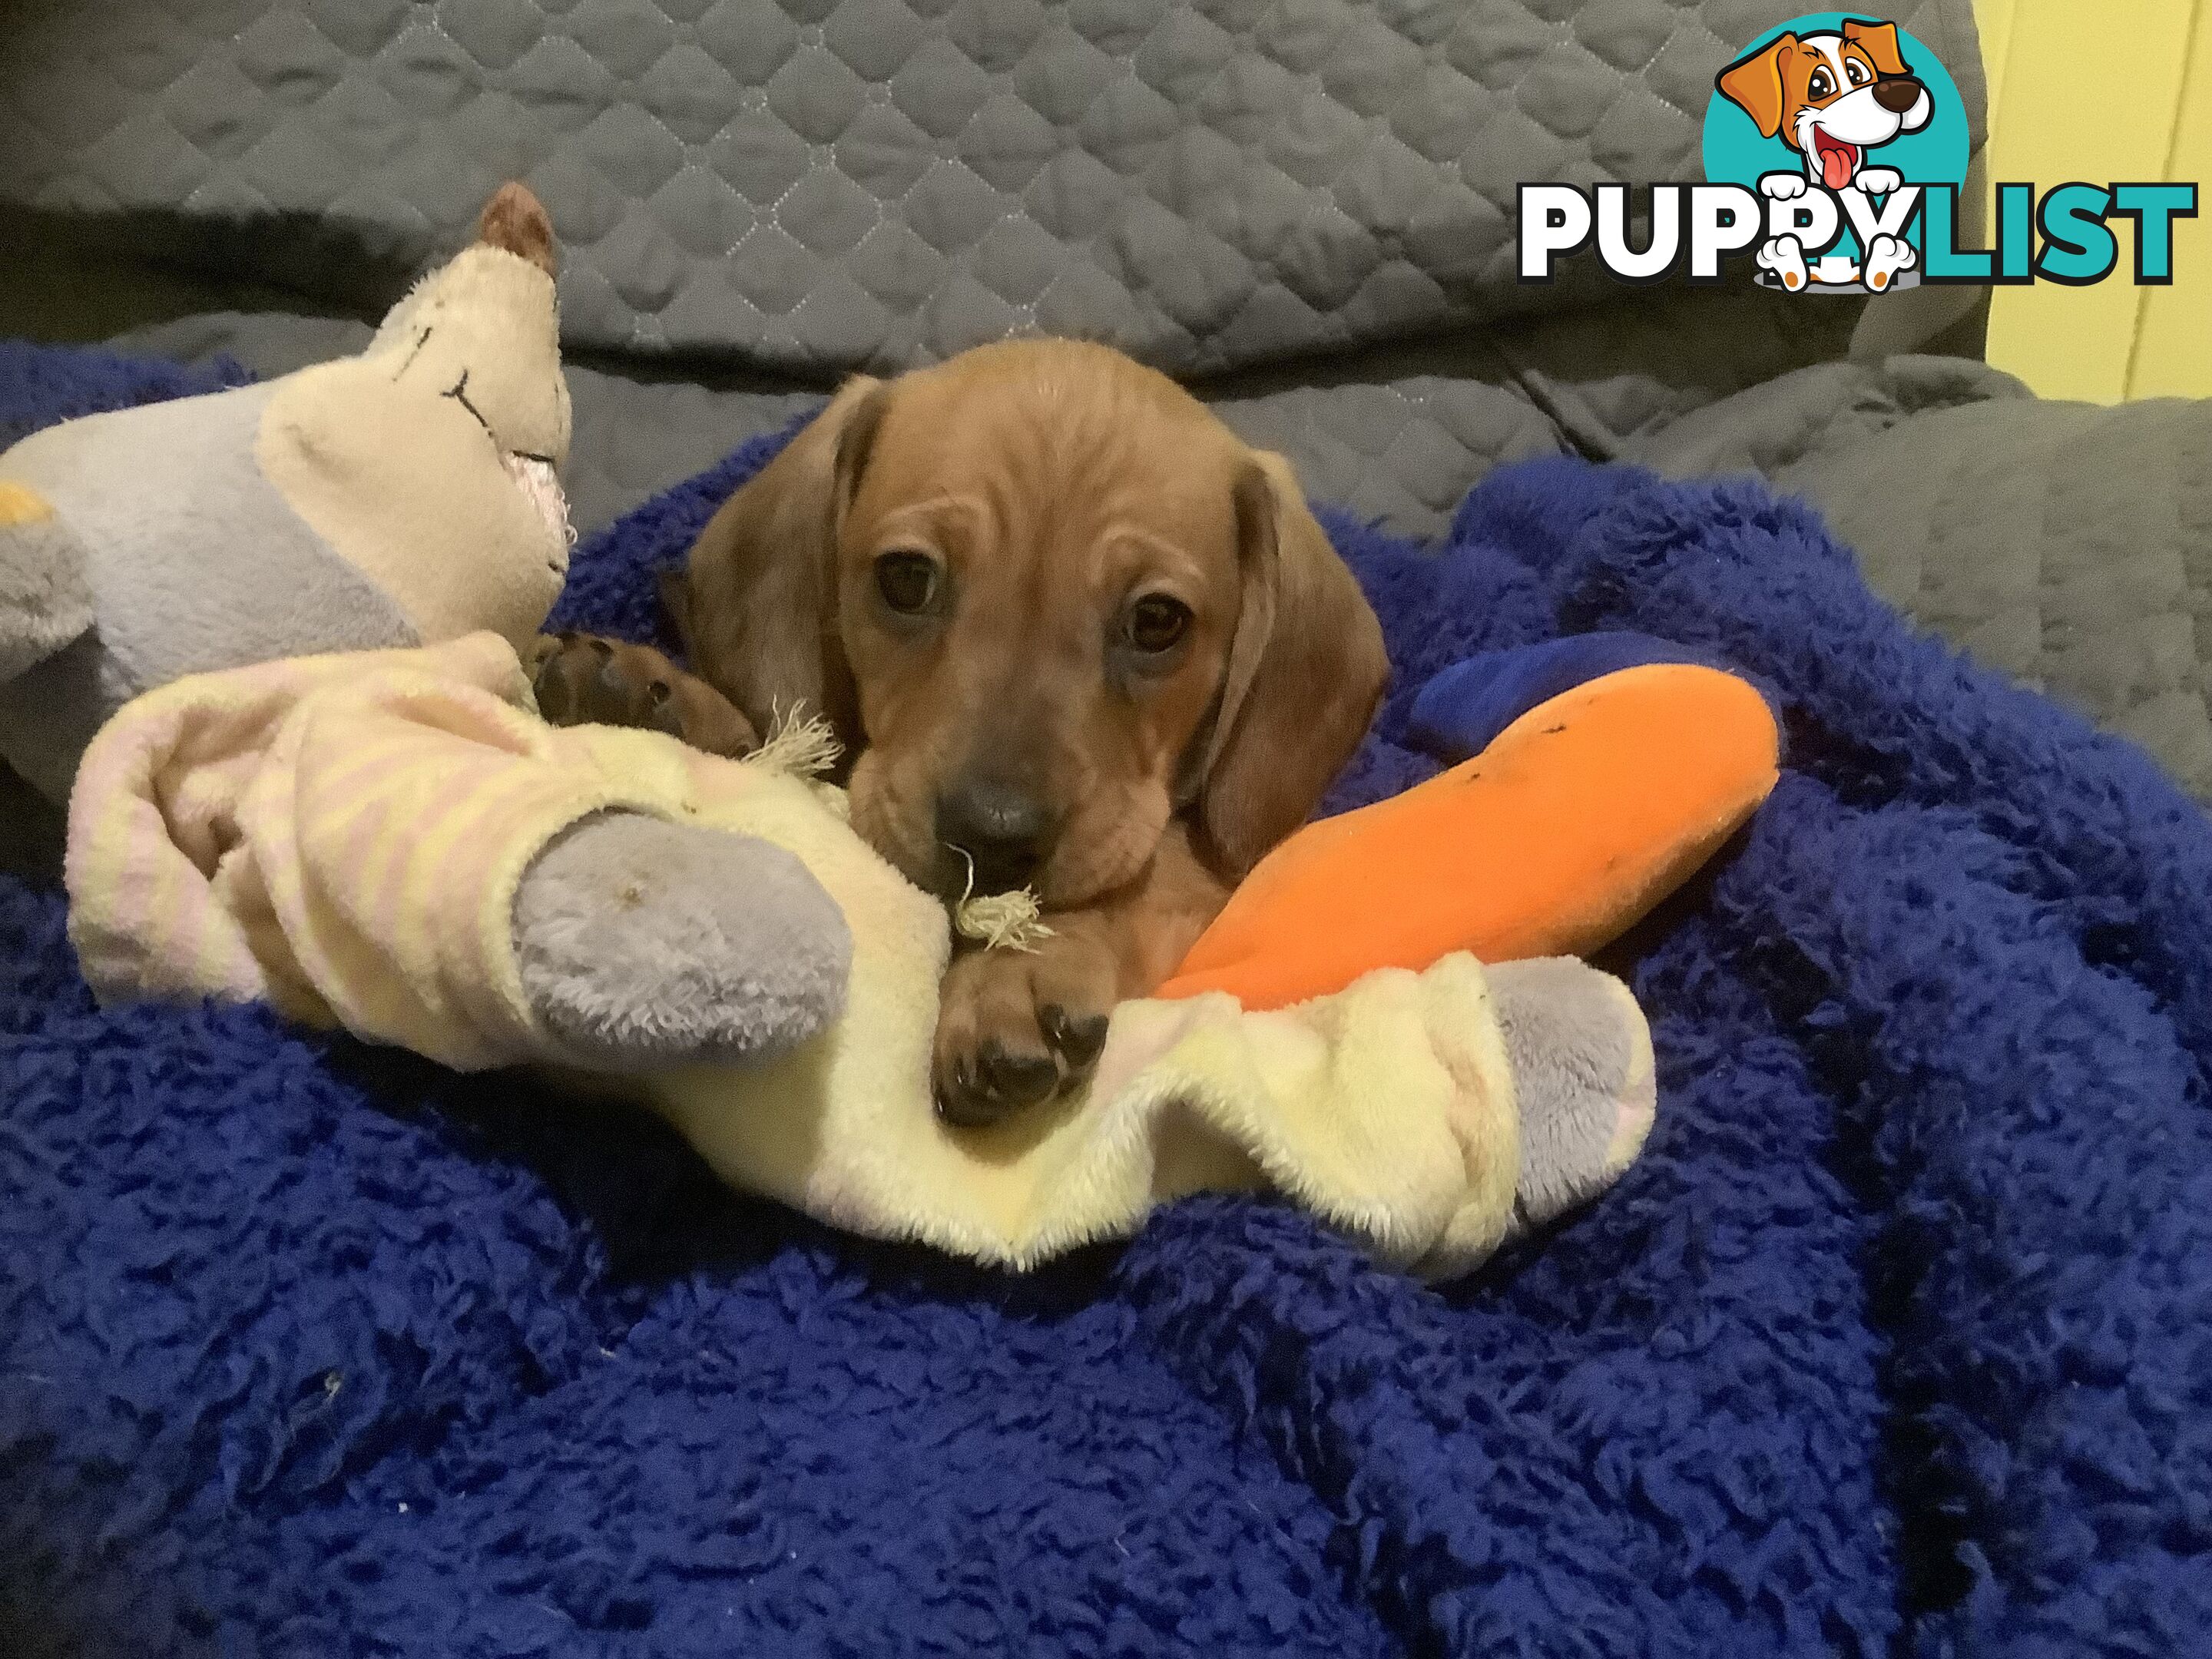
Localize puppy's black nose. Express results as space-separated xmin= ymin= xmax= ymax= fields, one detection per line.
xmin=1873 ymin=75 xmax=1923 ymax=114
xmin=937 ymin=779 xmax=1056 ymax=895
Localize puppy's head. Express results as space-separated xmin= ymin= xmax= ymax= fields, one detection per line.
xmin=674 ymin=339 xmax=1387 ymax=909
xmin=1717 ymin=20 xmax=1932 ymax=190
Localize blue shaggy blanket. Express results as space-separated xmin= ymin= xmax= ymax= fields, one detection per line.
xmin=5 ymin=344 xmax=2212 ymax=1658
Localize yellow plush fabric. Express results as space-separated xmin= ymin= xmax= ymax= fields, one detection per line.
xmin=68 ymin=634 xmax=714 ymax=1068
xmin=68 ymin=637 xmax=1539 ymax=1276
xmin=651 ymin=949 xmax=1525 ymax=1277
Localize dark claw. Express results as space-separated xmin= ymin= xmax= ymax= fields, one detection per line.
xmin=644 ymin=678 xmax=682 ymax=737
xmin=935 ymin=1055 xmax=980 ymax=1126
xmin=936 ymin=1038 xmax=1058 ymax=1128
xmin=937 ymin=1094 xmax=994 ymax=1128
xmin=936 ymin=1075 xmax=999 ymax=1129
xmin=1039 ymin=1004 xmax=1108 ymax=1068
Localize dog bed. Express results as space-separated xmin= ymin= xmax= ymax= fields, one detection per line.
xmin=5 ymin=349 xmax=2212 ymax=1657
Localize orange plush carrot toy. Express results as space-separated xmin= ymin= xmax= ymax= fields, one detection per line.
xmin=1161 ymin=634 xmax=1782 ymax=1010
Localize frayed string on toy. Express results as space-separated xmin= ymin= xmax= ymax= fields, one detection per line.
xmin=949 ymin=846 xmax=1052 ymax=953
xmin=748 ymin=704 xmax=843 ymax=779
xmin=741 ymin=710 xmax=1046 ymax=949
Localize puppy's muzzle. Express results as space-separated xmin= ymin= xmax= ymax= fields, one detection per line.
xmin=936 ymin=777 xmax=1060 ymax=896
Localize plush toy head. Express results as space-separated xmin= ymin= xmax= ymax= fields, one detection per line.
xmin=268 ymin=181 xmax=573 ymax=645
xmin=0 ymin=183 xmax=573 ymax=803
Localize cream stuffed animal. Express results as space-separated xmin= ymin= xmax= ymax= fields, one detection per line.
xmin=0 ymin=184 xmax=572 ymax=801
xmin=4 ymin=185 xmax=853 ymax=1065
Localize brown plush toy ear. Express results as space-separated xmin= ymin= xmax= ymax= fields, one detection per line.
xmin=1194 ymin=451 xmax=1389 ymax=878
xmin=475 ymin=182 xmax=558 ymax=278
xmin=667 ymin=376 xmax=888 ymax=749
xmin=1841 ymin=17 xmax=1910 ymax=78
xmin=1717 ymin=34 xmax=1797 ymax=141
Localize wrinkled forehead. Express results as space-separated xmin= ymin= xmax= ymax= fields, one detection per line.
xmin=855 ymin=368 xmax=1247 ymax=555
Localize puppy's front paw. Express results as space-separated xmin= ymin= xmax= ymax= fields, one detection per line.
xmin=933 ymin=932 xmax=1118 ymax=1128
xmin=1759 ymin=171 xmax=1806 ymax=200
xmin=1856 ymin=166 xmax=1903 ymax=197
xmin=528 ymin=633 xmax=759 ymax=757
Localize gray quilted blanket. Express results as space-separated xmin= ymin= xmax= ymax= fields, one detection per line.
xmin=0 ymin=0 xmax=1985 ymax=375
xmin=6 ymin=0 xmax=2208 ymax=802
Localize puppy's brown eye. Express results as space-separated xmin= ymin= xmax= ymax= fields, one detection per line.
xmin=1125 ymin=594 xmax=1191 ymax=654
xmin=1808 ymin=69 xmax=1832 ymax=99
xmin=875 ymin=551 xmax=939 ymax=614
xmin=1846 ymin=59 xmax=1869 ymax=85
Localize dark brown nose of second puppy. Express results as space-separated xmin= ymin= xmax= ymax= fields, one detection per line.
xmin=1873 ymin=75 xmax=1924 ymax=114
xmin=938 ymin=779 xmax=1057 ymax=896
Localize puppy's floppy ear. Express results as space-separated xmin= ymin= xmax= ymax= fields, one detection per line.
xmin=671 ymin=374 xmax=888 ymax=746
xmin=1194 ymin=450 xmax=1389 ymax=877
xmin=1841 ymin=18 xmax=1909 ymax=78
xmin=1717 ymin=33 xmax=1796 ymax=140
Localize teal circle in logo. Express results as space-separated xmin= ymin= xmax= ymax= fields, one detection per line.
xmin=1704 ymin=13 xmax=1970 ymax=291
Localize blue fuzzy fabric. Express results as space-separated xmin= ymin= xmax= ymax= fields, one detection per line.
xmin=0 ymin=340 xmax=252 ymax=450
xmin=5 ymin=344 xmax=2212 ymax=1657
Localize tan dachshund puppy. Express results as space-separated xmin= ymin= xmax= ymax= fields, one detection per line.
xmin=536 ymin=339 xmax=1387 ymax=1124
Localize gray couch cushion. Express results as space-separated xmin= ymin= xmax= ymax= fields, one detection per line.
xmin=2 ymin=0 xmax=1984 ymax=377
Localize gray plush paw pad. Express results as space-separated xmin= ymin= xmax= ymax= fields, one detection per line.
xmin=1488 ymin=956 xmax=1657 ymax=1235
xmin=512 ymin=812 xmax=853 ymax=1067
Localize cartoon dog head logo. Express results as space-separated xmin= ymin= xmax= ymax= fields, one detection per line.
xmin=1705 ymin=15 xmax=1967 ymax=294
xmin=1718 ymin=20 xmax=1932 ymax=194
